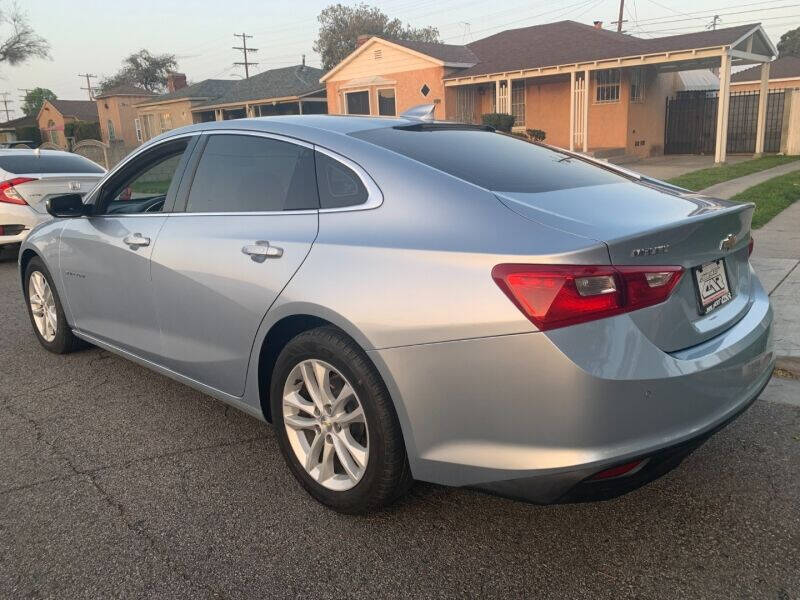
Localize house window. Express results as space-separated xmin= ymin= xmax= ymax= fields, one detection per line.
xmin=107 ymin=120 xmax=116 ymax=141
xmin=159 ymin=112 xmax=172 ymax=133
xmin=134 ymin=118 xmax=143 ymax=142
xmin=377 ymin=88 xmax=396 ymax=116
xmin=345 ymin=90 xmax=370 ymax=115
xmin=511 ymin=80 xmax=525 ymax=126
xmin=595 ymin=69 xmax=621 ymax=103
xmin=47 ymin=119 xmax=58 ymax=144
xmin=630 ymin=68 xmax=645 ymax=103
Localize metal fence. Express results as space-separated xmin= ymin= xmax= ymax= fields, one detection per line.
xmin=664 ymin=90 xmax=785 ymax=155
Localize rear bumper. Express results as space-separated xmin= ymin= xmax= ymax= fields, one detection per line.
xmin=0 ymin=204 xmax=50 ymax=246
xmin=371 ymin=268 xmax=774 ymax=503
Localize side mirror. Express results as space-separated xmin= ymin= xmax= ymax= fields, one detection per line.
xmin=46 ymin=194 xmax=88 ymax=218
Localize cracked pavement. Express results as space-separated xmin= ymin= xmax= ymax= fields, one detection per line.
xmin=1 ymin=250 xmax=799 ymax=599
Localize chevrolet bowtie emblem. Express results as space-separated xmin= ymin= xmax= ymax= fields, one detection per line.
xmin=719 ymin=233 xmax=737 ymax=252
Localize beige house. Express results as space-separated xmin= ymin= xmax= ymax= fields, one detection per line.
xmin=37 ymin=99 xmax=99 ymax=148
xmin=731 ymin=55 xmax=800 ymax=92
xmin=133 ymin=74 xmax=235 ymax=144
xmin=95 ymin=84 xmax=155 ymax=147
xmin=324 ymin=21 xmax=779 ymax=163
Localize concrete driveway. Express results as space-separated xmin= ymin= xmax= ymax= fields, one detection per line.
xmin=1 ymin=251 xmax=799 ymax=599
xmin=631 ymin=154 xmax=751 ymax=180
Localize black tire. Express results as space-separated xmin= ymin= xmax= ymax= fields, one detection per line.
xmin=270 ymin=326 xmax=412 ymax=514
xmin=23 ymin=256 xmax=86 ymax=354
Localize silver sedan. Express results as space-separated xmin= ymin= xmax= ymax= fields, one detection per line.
xmin=18 ymin=109 xmax=774 ymax=513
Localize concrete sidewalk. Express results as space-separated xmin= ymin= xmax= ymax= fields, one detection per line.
xmin=698 ymin=160 xmax=800 ymax=199
xmin=750 ymin=201 xmax=800 ymax=373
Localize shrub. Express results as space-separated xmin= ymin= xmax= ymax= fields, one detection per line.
xmin=64 ymin=120 xmax=101 ymax=143
xmin=481 ymin=113 xmax=515 ymax=132
xmin=15 ymin=125 xmax=41 ymax=146
xmin=526 ymin=128 xmax=546 ymax=142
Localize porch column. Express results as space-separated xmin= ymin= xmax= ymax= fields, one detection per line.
xmin=298 ymin=100 xmax=304 ymax=115
xmin=495 ymin=79 xmax=500 ymax=113
xmin=582 ymin=69 xmax=589 ymax=153
xmin=214 ymin=109 xmax=223 ymax=121
xmin=569 ymin=71 xmax=576 ymax=151
xmin=507 ymin=78 xmax=512 ymax=115
xmin=715 ymin=53 xmax=732 ymax=164
xmin=754 ymin=62 xmax=771 ymax=156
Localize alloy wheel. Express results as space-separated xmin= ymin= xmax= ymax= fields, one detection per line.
xmin=282 ymin=359 xmax=369 ymax=491
xmin=29 ymin=271 xmax=57 ymax=342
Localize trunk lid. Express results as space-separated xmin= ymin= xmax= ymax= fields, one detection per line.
xmin=13 ymin=174 xmax=102 ymax=213
xmin=496 ymin=181 xmax=754 ymax=352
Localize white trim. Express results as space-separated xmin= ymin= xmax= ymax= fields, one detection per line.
xmin=343 ymin=88 xmax=371 ymax=115
xmin=729 ymin=24 xmax=779 ymax=59
xmin=732 ymin=75 xmax=800 ymax=86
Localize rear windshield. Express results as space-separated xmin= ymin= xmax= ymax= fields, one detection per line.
xmin=350 ymin=127 xmax=625 ymax=193
xmin=0 ymin=154 xmax=105 ymax=174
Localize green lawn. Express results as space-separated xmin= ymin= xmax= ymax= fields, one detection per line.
xmin=666 ymin=155 xmax=800 ymax=191
xmin=731 ymin=169 xmax=800 ymax=229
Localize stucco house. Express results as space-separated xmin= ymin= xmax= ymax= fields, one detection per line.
xmin=731 ymin=55 xmax=800 ymax=91
xmin=95 ymin=84 xmax=155 ymax=147
xmin=37 ymin=99 xmax=99 ymax=148
xmin=190 ymin=64 xmax=327 ymax=121
xmin=0 ymin=114 xmax=38 ymax=144
xmin=133 ymin=74 xmax=236 ymax=144
xmin=323 ymin=20 xmax=778 ymax=163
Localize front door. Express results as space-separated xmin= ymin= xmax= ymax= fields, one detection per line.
xmin=59 ymin=136 xmax=197 ymax=361
xmin=151 ymin=132 xmax=319 ymax=396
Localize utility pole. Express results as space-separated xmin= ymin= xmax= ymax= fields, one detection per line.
xmin=0 ymin=93 xmax=14 ymax=121
xmin=78 ymin=73 xmax=97 ymax=100
xmin=612 ymin=0 xmax=627 ymax=32
xmin=233 ymin=33 xmax=258 ymax=79
xmin=18 ymin=88 xmax=32 ymax=104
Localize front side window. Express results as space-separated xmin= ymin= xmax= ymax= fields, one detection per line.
xmin=185 ymin=134 xmax=318 ymax=213
xmin=315 ymin=151 xmax=368 ymax=209
xmin=377 ymin=89 xmax=396 ymax=116
xmin=99 ymin=140 xmax=190 ymax=215
xmin=595 ymin=69 xmax=621 ymax=103
xmin=345 ymin=91 xmax=370 ymax=115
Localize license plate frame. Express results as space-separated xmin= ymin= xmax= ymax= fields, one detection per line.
xmin=693 ymin=258 xmax=733 ymax=315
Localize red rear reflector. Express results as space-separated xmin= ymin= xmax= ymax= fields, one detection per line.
xmin=0 ymin=177 xmax=37 ymax=205
xmin=492 ymin=264 xmax=683 ymax=331
xmin=590 ymin=459 xmax=644 ymax=480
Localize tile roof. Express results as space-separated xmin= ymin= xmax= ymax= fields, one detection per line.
xmin=49 ymin=99 xmax=99 ymax=121
xmin=95 ymin=84 xmax=155 ymax=98
xmin=731 ymin=55 xmax=800 ymax=82
xmin=136 ymin=79 xmax=237 ymax=106
xmin=193 ymin=65 xmax=326 ymax=108
xmin=389 ymin=39 xmax=478 ymax=65
xmin=450 ymin=21 xmax=759 ymax=78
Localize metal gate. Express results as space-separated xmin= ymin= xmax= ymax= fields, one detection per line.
xmin=664 ymin=90 xmax=784 ymax=154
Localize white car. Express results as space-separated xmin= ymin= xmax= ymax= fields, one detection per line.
xmin=0 ymin=150 xmax=105 ymax=246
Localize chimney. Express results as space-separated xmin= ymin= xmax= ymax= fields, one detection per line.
xmin=356 ymin=34 xmax=371 ymax=48
xmin=593 ymin=21 xmax=603 ymax=29
xmin=301 ymin=54 xmax=306 ymax=68
xmin=166 ymin=72 xmax=187 ymax=93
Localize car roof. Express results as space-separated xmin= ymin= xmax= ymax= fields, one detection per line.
xmin=148 ymin=114 xmax=430 ymax=149
xmin=0 ymin=149 xmax=74 ymax=156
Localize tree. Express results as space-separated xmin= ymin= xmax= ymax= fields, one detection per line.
xmin=21 ymin=87 xmax=55 ymax=116
xmin=99 ymin=49 xmax=178 ymax=94
xmin=777 ymin=26 xmax=800 ymax=58
xmin=0 ymin=3 xmax=50 ymax=66
xmin=314 ymin=3 xmax=439 ymax=71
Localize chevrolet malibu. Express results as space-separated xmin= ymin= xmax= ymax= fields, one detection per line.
xmin=19 ymin=110 xmax=774 ymax=513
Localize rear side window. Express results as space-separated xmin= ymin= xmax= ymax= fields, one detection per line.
xmin=0 ymin=153 xmax=105 ymax=174
xmin=350 ymin=127 xmax=625 ymax=193
xmin=186 ymin=134 xmax=318 ymax=213
xmin=315 ymin=151 xmax=368 ymax=209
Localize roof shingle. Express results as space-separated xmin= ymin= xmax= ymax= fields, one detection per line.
xmin=95 ymin=84 xmax=155 ymax=98
xmin=136 ymin=79 xmax=237 ymax=106
xmin=49 ymin=99 xmax=99 ymax=121
xmin=389 ymin=39 xmax=478 ymax=65
xmin=731 ymin=55 xmax=800 ymax=82
xmin=193 ymin=65 xmax=326 ymax=109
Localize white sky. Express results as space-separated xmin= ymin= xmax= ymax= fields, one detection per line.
xmin=3 ymin=0 xmax=799 ymax=110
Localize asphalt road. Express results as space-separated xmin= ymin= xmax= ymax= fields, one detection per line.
xmin=1 ymin=249 xmax=799 ymax=600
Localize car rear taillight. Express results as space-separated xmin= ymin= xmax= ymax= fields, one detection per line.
xmin=0 ymin=177 xmax=37 ymax=205
xmin=492 ymin=264 xmax=683 ymax=331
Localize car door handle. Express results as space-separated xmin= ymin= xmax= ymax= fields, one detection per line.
xmin=123 ymin=233 xmax=151 ymax=249
xmin=242 ymin=240 xmax=283 ymax=262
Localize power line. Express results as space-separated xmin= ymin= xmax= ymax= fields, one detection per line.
xmin=17 ymin=88 xmax=32 ymax=104
xmin=0 ymin=93 xmax=14 ymax=121
xmin=77 ymin=73 xmax=97 ymax=100
xmin=233 ymin=33 xmax=259 ymax=79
